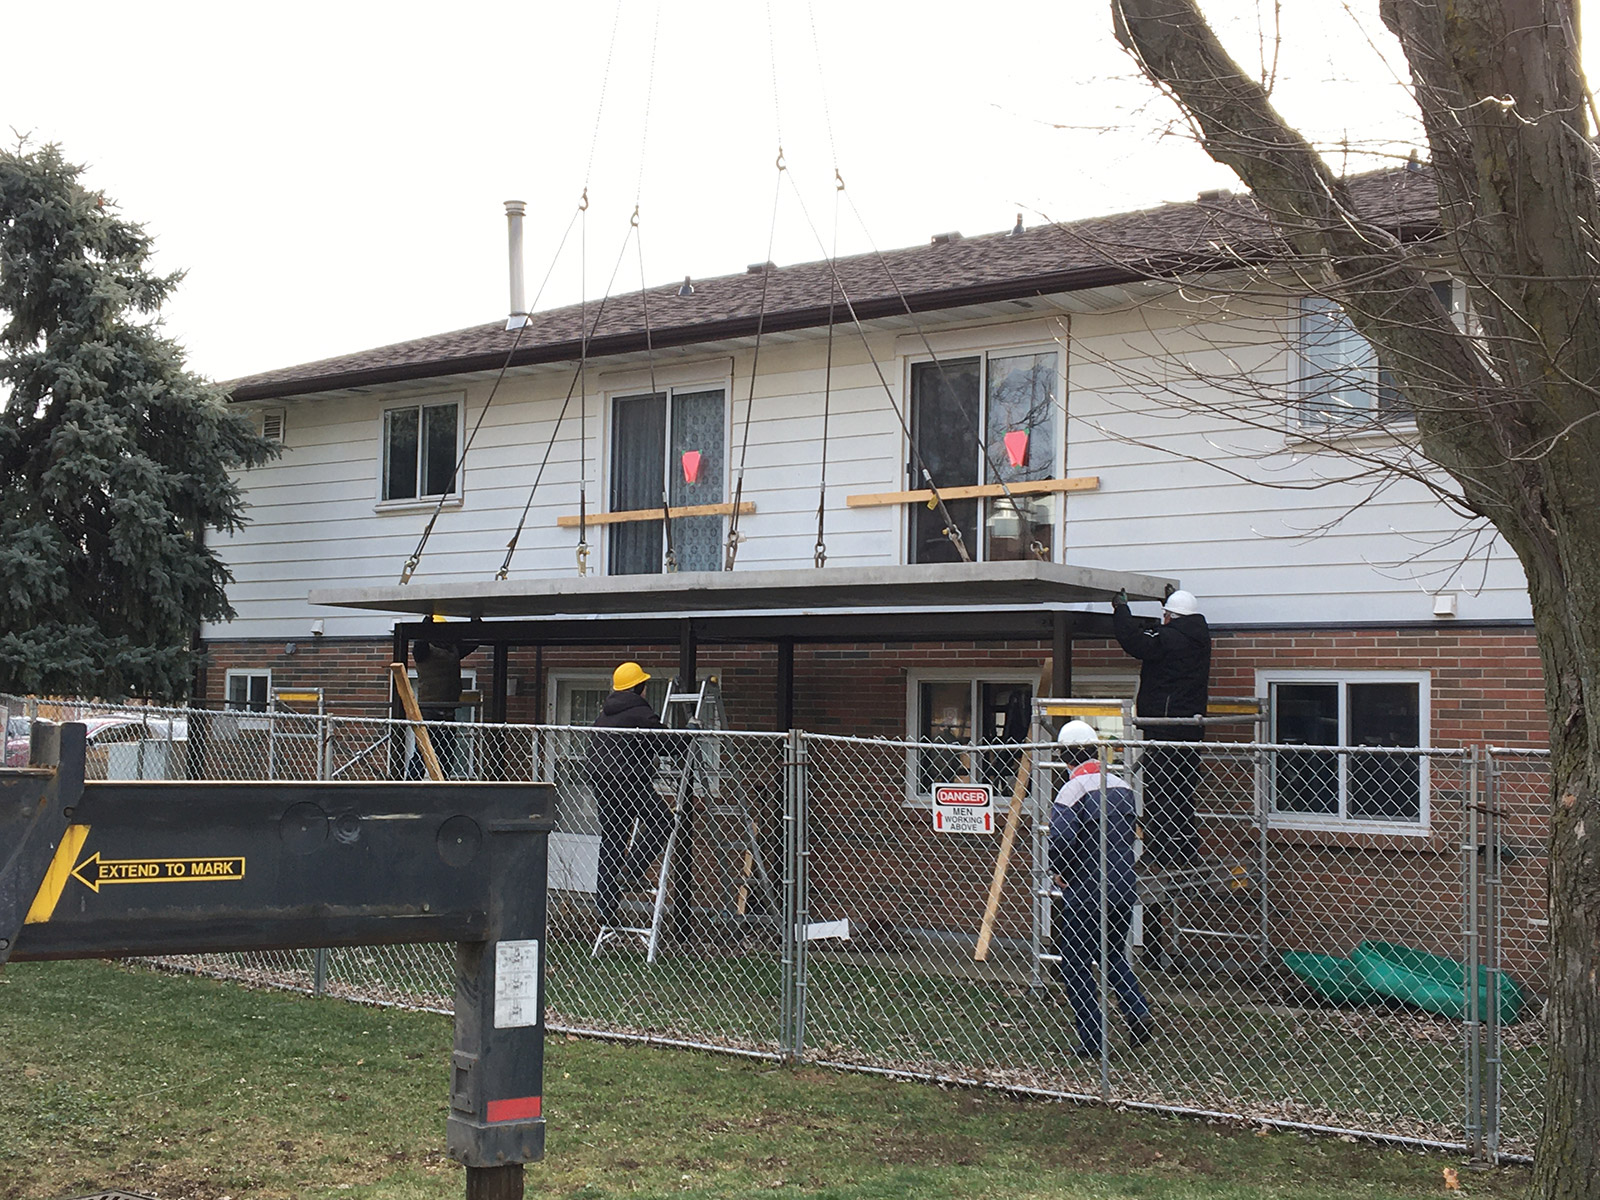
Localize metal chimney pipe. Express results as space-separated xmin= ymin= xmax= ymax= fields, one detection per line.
xmin=504 ymin=200 xmax=529 ymax=331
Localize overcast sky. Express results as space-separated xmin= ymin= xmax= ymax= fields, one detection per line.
xmin=3 ymin=1 xmax=1548 ymax=383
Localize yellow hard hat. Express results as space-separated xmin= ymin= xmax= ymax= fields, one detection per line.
xmin=613 ymin=661 xmax=651 ymax=691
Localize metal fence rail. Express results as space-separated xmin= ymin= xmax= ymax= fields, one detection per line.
xmin=0 ymin=695 xmax=1551 ymax=1159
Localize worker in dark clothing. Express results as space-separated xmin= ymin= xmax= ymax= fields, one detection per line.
xmin=1112 ymin=587 xmax=1211 ymax=970
xmin=588 ymin=662 xmax=674 ymax=926
xmin=406 ymin=637 xmax=479 ymax=779
xmin=1050 ymin=720 xmax=1152 ymax=1058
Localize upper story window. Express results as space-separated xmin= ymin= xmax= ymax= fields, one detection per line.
xmin=908 ymin=349 xmax=1060 ymax=563
xmin=1294 ymin=282 xmax=1455 ymax=431
xmin=1261 ymin=670 xmax=1430 ymax=831
xmin=609 ymin=386 xmax=727 ymax=575
xmin=382 ymin=399 xmax=461 ymax=502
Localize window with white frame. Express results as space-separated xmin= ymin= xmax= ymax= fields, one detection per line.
xmin=224 ymin=670 xmax=271 ymax=713
xmin=907 ymin=349 xmax=1060 ymax=563
xmin=609 ymin=385 xmax=727 ymax=574
xmin=381 ymin=398 xmax=461 ymax=502
xmin=1261 ymin=671 xmax=1430 ymax=829
xmin=908 ymin=672 xmax=1037 ymax=798
xmin=1293 ymin=282 xmax=1455 ymax=430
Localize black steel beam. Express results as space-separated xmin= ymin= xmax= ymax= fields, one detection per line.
xmin=395 ymin=609 xmax=1115 ymax=650
xmin=12 ymin=778 xmax=554 ymax=961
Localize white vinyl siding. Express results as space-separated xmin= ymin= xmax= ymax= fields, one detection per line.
xmin=207 ymin=299 xmax=1532 ymax=640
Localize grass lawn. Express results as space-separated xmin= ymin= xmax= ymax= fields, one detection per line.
xmin=0 ymin=960 xmax=1531 ymax=1200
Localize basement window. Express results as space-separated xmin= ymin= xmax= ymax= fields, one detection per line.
xmin=907 ymin=672 xmax=1036 ymax=801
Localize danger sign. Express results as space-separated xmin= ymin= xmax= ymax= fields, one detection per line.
xmin=932 ymin=783 xmax=994 ymax=834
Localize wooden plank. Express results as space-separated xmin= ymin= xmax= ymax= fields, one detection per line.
xmin=845 ymin=477 xmax=1099 ymax=509
xmin=974 ymin=658 xmax=1053 ymax=963
xmin=389 ymin=662 xmax=444 ymax=782
xmin=556 ymin=501 xmax=755 ymax=528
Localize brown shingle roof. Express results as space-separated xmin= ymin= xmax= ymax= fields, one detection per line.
xmin=227 ymin=168 xmax=1437 ymax=402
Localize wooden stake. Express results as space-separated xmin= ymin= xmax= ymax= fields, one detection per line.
xmin=974 ymin=658 xmax=1053 ymax=962
xmin=390 ymin=662 xmax=444 ymax=782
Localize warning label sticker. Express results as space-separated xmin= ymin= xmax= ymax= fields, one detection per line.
xmin=932 ymin=783 xmax=994 ymax=834
xmin=494 ymin=939 xmax=541 ymax=1029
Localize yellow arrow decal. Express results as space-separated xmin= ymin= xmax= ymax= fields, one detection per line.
xmin=68 ymin=852 xmax=246 ymax=893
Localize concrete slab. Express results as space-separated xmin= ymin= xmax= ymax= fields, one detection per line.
xmin=310 ymin=561 xmax=1177 ymax=620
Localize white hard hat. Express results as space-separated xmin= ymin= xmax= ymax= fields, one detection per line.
xmin=1163 ymin=589 xmax=1199 ymax=616
xmin=1057 ymin=719 xmax=1098 ymax=747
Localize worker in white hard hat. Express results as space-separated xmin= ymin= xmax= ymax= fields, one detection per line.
xmin=1111 ymin=585 xmax=1212 ymax=969
xmin=1049 ymin=720 xmax=1153 ymax=1058
xmin=588 ymin=662 xmax=673 ymax=926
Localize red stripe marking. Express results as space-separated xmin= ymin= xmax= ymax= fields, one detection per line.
xmin=486 ymin=1095 xmax=542 ymax=1122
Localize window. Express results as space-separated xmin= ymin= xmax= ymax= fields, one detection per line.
xmin=609 ymin=386 xmax=727 ymax=574
xmin=908 ymin=350 xmax=1060 ymax=563
xmin=1261 ymin=671 xmax=1429 ymax=829
xmin=382 ymin=399 xmax=460 ymax=502
xmin=225 ymin=670 xmax=271 ymax=713
xmin=908 ymin=673 xmax=1036 ymax=798
xmin=1294 ymin=282 xmax=1455 ymax=429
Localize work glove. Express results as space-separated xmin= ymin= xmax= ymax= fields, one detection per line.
xmin=1113 ymin=588 xmax=1128 ymax=607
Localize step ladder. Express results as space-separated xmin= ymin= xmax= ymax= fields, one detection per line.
xmin=591 ymin=676 xmax=777 ymax=961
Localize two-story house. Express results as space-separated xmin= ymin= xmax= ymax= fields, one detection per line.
xmin=216 ymin=166 xmax=1544 ymax=849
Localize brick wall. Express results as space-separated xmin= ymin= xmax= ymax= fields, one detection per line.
xmin=199 ymin=624 xmax=1547 ymax=745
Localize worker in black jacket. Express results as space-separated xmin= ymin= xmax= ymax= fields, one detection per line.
xmin=405 ymin=637 xmax=478 ymax=778
xmin=589 ymin=662 xmax=673 ymax=926
xmin=1113 ymin=588 xmax=1211 ymax=968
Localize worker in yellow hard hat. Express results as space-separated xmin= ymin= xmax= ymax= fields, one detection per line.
xmin=587 ymin=662 xmax=671 ymax=925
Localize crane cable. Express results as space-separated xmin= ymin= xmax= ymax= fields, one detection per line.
xmin=723 ymin=150 xmax=784 ymax=571
xmin=497 ymin=213 xmax=638 ymax=579
xmin=398 ymin=205 xmax=582 ymax=585
xmin=723 ymin=1 xmax=786 ymax=572
xmin=781 ymin=170 xmax=972 ymax=563
xmin=809 ymin=3 xmax=839 ymax=569
xmin=630 ymin=5 xmax=677 ymax=573
xmin=842 ymin=190 xmax=1045 ymax=561
xmin=814 ymin=171 xmax=841 ymax=569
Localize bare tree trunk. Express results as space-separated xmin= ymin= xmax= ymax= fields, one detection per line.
xmin=1110 ymin=2 xmax=1600 ymax=1193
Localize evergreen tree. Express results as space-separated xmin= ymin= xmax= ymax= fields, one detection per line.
xmin=0 ymin=143 xmax=276 ymax=700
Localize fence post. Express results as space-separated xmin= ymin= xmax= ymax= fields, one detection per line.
xmin=313 ymin=711 xmax=330 ymax=997
xmin=780 ymin=728 xmax=809 ymax=1062
xmin=1484 ymin=749 xmax=1503 ymax=1164
xmin=1464 ymin=745 xmax=1484 ymax=1163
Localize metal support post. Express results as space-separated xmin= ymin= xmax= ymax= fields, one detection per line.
xmin=1464 ymin=746 xmax=1483 ymax=1162
xmin=780 ymin=729 xmax=809 ymax=1061
xmin=1029 ymin=741 xmax=1050 ymax=991
xmin=1096 ymin=742 xmax=1111 ymax=1099
xmin=1483 ymin=751 xmax=1502 ymax=1164
xmin=447 ymin=803 xmax=551 ymax=1189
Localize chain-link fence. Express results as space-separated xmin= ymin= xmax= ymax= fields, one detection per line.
xmin=1 ymin=694 xmax=1551 ymax=1159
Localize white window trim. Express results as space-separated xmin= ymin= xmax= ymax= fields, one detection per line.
xmin=900 ymin=343 xmax=1066 ymax=566
xmin=375 ymin=392 xmax=467 ymax=513
xmin=601 ymin=375 xmax=732 ymax=575
xmin=1287 ymin=281 xmax=1462 ymax=440
xmin=1256 ymin=668 xmax=1432 ymax=836
xmin=904 ymin=668 xmax=1040 ymax=806
xmin=224 ymin=668 xmax=273 ymax=731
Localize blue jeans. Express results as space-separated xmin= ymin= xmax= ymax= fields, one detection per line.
xmin=1057 ymin=902 xmax=1150 ymax=1054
